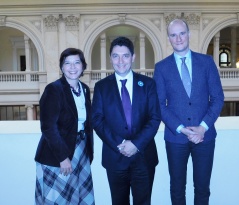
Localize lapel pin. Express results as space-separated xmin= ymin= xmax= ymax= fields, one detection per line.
xmin=138 ymin=81 xmax=144 ymax=87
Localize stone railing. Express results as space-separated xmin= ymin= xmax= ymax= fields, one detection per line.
xmin=219 ymin=68 xmax=239 ymax=79
xmin=0 ymin=71 xmax=39 ymax=82
xmin=0 ymin=68 xmax=238 ymax=91
xmin=0 ymin=68 xmax=238 ymax=83
xmin=0 ymin=68 xmax=239 ymax=103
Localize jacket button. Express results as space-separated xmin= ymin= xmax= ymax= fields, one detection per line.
xmin=188 ymin=118 xmax=191 ymax=121
xmin=189 ymin=102 xmax=191 ymax=105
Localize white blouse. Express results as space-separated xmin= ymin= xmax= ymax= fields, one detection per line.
xmin=71 ymin=82 xmax=86 ymax=131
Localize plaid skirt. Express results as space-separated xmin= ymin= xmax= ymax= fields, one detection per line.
xmin=35 ymin=135 xmax=95 ymax=205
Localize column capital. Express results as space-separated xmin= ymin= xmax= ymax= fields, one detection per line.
xmin=43 ymin=14 xmax=59 ymax=31
xmin=24 ymin=34 xmax=30 ymax=41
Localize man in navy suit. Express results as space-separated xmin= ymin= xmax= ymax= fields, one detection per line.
xmin=92 ymin=36 xmax=161 ymax=205
xmin=153 ymin=19 xmax=224 ymax=205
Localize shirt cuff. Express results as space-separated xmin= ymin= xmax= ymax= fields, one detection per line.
xmin=176 ymin=124 xmax=184 ymax=133
xmin=200 ymin=121 xmax=209 ymax=131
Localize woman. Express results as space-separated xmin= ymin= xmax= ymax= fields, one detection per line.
xmin=34 ymin=48 xmax=94 ymax=204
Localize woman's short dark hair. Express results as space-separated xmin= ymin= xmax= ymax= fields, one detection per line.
xmin=59 ymin=48 xmax=87 ymax=75
xmin=109 ymin=36 xmax=134 ymax=56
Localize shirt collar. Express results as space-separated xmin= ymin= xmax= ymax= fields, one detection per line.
xmin=174 ymin=50 xmax=191 ymax=62
xmin=115 ymin=70 xmax=133 ymax=82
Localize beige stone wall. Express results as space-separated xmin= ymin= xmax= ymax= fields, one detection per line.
xmin=0 ymin=1 xmax=239 ymax=107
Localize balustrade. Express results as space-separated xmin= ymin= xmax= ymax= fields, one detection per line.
xmin=219 ymin=68 xmax=239 ymax=79
xmin=0 ymin=71 xmax=39 ymax=82
xmin=0 ymin=68 xmax=238 ymax=91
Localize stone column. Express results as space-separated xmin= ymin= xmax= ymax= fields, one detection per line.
xmin=213 ymin=32 xmax=220 ymax=69
xmin=12 ymin=46 xmax=17 ymax=71
xmin=231 ymin=27 xmax=237 ymax=68
xmin=100 ymin=33 xmax=106 ymax=78
xmin=24 ymin=34 xmax=31 ymax=71
xmin=139 ymin=32 xmax=146 ymax=70
xmin=25 ymin=104 xmax=34 ymax=120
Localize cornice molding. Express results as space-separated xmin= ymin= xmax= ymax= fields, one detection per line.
xmin=0 ymin=3 xmax=239 ymax=16
xmin=1 ymin=0 xmax=239 ymax=6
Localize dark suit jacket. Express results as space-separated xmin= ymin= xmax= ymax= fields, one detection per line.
xmin=92 ymin=72 xmax=161 ymax=170
xmin=153 ymin=50 xmax=224 ymax=144
xmin=35 ymin=76 xmax=93 ymax=167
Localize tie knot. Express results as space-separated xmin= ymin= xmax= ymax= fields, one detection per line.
xmin=120 ymin=79 xmax=127 ymax=86
xmin=181 ymin=57 xmax=186 ymax=63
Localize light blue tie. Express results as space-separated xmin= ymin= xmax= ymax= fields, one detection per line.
xmin=181 ymin=57 xmax=191 ymax=97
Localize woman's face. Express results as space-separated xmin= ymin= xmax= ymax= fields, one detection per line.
xmin=61 ymin=55 xmax=83 ymax=83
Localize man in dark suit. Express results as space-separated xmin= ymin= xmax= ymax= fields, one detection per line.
xmin=92 ymin=36 xmax=161 ymax=205
xmin=153 ymin=19 xmax=224 ymax=205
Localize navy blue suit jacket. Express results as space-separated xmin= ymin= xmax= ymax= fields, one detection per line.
xmin=92 ymin=72 xmax=161 ymax=170
xmin=153 ymin=51 xmax=224 ymax=144
xmin=35 ymin=76 xmax=93 ymax=167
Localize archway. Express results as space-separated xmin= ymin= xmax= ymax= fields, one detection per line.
xmin=82 ymin=15 xmax=164 ymax=71
xmin=200 ymin=16 xmax=238 ymax=54
xmin=5 ymin=18 xmax=45 ymax=71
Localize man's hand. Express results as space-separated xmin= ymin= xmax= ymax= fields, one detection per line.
xmin=181 ymin=126 xmax=205 ymax=144
xmin=117 ymin=140 xmax=138 ymax=157
xmin=186 ymin=125 xmax=206 ymax=144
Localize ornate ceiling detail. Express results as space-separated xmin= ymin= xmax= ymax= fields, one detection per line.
xmin=43 ymin=15 xmax=59 ymax=31
xmin=184 ymin=13 xmax=200 ymax=29
xmin=164 ymin=13 xmax=181 ymax=26
xmin=165 ymin=12 xmax=200 ymax=29
xmin=118 ymin=14 xmax=126 ymax=24
xmin=64 ymin=15 xmax=80 ymax=31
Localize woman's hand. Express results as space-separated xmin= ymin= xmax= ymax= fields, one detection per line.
xmin=60 ymin=158 xmax=72 ymax=176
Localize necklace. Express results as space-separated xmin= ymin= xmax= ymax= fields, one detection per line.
xmin=70 ymin=83 xmax=81 ymax=97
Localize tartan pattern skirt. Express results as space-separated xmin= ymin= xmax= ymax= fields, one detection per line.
xmin=35 ymin=135 xmax=95 ymax=205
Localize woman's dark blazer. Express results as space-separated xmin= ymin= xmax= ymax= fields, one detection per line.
xmin=35 ymin=76 xmax=93 ymax=167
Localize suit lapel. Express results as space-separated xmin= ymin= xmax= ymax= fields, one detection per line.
xmin=132 ymin=72 xmax=140 ymax=107
xmin=131 ymin=72 xmax=143 ymax=123
xmin=81 ymin=84 xmax=89 ymax=114
xmin=170 ymin=54 xmax=192 ymax=99
xmin=191 ymin=51 xmax=201 ymax=98
xmin=60 ymin=76 xmax=78 ymax=119
xmin=110 ymin=74 xmax=125 ymax=114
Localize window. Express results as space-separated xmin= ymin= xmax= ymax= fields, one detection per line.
xmin=220 ymin=101 xmax=239 ymax=116
xmin=219 ymin=47 xmax=231 ymax=67
xmin=20 ymin=55 xmax=26 ymax=71
xmin=0 ymin=105 xmax=40 ymax=120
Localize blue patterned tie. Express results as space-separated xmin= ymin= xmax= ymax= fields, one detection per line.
xmin=120 ymin=79 xmax=132 ymax=133
xmin=181 ymin=57 xmax=191 ymax=97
